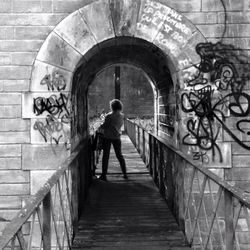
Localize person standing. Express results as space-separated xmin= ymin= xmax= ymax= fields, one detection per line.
xmin=99 ymin=99 xmax=127 ymax=181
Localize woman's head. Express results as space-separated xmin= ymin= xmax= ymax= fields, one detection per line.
xmin=110 ymin=99 xmax=123 ymax=112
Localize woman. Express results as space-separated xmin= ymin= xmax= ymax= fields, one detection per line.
xmin=99 ymin=99 xmax=127 ymax=181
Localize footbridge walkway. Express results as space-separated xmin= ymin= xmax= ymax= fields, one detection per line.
xmin=0 ymin=119 xmax=250 ymax=249
xmin=72 ymin=134 xmax=190 ymax=249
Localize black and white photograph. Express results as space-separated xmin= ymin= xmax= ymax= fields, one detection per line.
xmin=0 ymin=0 xmax=249 ymax=249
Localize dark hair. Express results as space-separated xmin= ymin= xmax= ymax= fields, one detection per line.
xmin=110 ymin=99 xmax=123 ymax=111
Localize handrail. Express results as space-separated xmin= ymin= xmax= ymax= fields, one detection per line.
xmin=153 ymin=131 xmax=250 ymax=206
xmin=126 ymin=118 xmax=250 ymax=206
xmin=0 ymin=139 xmax=94 ymax=249
xmin=125 ymin=118 xmax=250 ymax=250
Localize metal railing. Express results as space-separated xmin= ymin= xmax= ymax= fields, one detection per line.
xmin=125 ymin=118 xmax=250 ymax=250
xmin=0 ymin=139 xmax=94 ymax=249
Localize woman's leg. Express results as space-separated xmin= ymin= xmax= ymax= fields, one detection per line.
xmin=112 ymin=139 xmax=127 ymax=178
xmin=101 ymin=138 xmax=111 ymax=180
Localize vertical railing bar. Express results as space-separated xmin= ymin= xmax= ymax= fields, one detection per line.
xmin=55 ymin=182 xmax=62 ymax=241
xmin=183 ymin=164 xmax=197 ymax=246
xmin=159 ymin=143 xmax=164 ymax=196
xmin=57 ymin=180 xmax=72 ymax=249
xmin=64 ymin=172 xmax=73 ymax=223
xmin=142 ymin=129 xmax=146 ymax=162
xmin=137 ymin=124 xmax=140 ymax=152
xmin=204 ymin=186 xmax=223 ymax=249
xmin=43 ymin=192 xmax=51 ymax=250
xmin=68 ymin=169 xmax=72 ymax=206
xmin=233 ymin=202 xmax=243 ymax=250
xmin=52 ymin=181 xmax=61 ymax=250
xmin=133 ymin=121 xmax=136 ymax=145
xmin=50 ymin=194 xmax=63 ymax=250
xmin=27 ymin=211 xmax=36 ymax=250
xmin=53 ymin=182 xmax=58 ymax=212
xmin=176 ymin=156 xmax=185 ymax=232
xmin=61 ymin=174 xmax=70 ymax=249
xmin=149 ymin=134 xmax=153 ymax=174
xmin=225 ymin=190 xmax=234 ymax=250
xmin=196 ymin=171 xmax=212 ymax=249
xmin=153 ymin=137 xmax=157 ymax=183
xmin=189 ymin=180 xmax=203 ymax=248
xmin=182 ymin=160 xmax=192 ymax=241
xmin=16 ymin=229 xmax=26 ymax=250
xmin=186 ymin=205 xmax=193 ymax=243
xmin=190 ymin=174 xmax=208 ymax=248
xmin=243 ymin=206 xmax=250 ymax=230
xmin=233 ymin=202 xmax=242 ymax=231
xmin=61 ymin=225 xmax=66 ymax=249
xmin=207 ymin=179 xmax=224 ymax=248
xmin=184 ymin=166 xmax=196 ymax=219
xmin=189 ymin=186 xmax=204 ymax=248
xmin=235 ymin=235 xmax=240 ymax=250
xmin=240 ymin=206 xmax=250 ymax=249
xmin=36 ymin=206 xmax=44 ymax=250
xmin=58 ymin=177 xmax=66 ymax=248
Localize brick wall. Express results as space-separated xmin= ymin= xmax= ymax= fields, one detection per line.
xmin=0 ymin=0 xmax=250 ymax=231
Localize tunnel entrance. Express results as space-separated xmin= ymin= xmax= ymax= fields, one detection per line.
xmin=71 ymin=37 xmax=174 ymax=145
xmin=25 ymin=0 xmax=205 ymax=152
xmin=23 ymin=0 xmax=206 ymax=210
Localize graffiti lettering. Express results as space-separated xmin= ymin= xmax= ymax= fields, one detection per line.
xmin=182 ymin=42 xmax=250 ymax=162
xmin=192 ymin=151 xmax=209 ymax=164
xmin=34 ymin=69 xmax=70 ymax=147
xmin=237 ymin=120 xmax=250 ymax=135
xmin=33 ymin=93 xmax=70 ymax=120
xmin=33 ymin=115 xmax=69 ymax=145
xmin=40 ymin=71 xmax=66 ymax=91
xmin=139 ymin=0 xmax=190 ymax=35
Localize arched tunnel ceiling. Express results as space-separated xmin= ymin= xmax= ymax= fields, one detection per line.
xmin=73 ymin=37 xmax=174 ymax=93
xmin=27 ymin=0 xmax=206 ymax=94
xmin=22 ymin=0 xmax=206 ymax=148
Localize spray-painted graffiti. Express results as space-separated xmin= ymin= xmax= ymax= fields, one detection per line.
xmin=192 ymin=151 xmax=209 ymax=164
xmin=40 ymin=71 xmax=66 ymax=91
xmin=33 ymin=93 xmax=70 ymax=122
xmin=33 ymin=115 xmax=69 ymax=145
xmin=137 ymin=0 xmax=192 ymax=57
xmin=181 ymin=42 xmax=250 ymax=163
xmin=33 ymin=71 xmax=71 ymax=147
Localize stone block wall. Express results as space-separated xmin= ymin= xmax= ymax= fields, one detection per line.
xmin=0 ymin=0 xmax=84 ymax=233
xmin=0 ymin=0 xmax=250 ymax=234
xmin=143 ymin=0 xmax=250 ymax=193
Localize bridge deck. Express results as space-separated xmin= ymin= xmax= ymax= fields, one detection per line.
xmin=73 ymin=135 xmax=190 ymax=249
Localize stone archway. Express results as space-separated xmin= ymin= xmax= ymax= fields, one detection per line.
xmin=22 ymin=0 xmax=206 ymax=165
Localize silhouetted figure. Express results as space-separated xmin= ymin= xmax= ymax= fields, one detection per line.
xmin=99 ymin=99 xmax=127 ymax=181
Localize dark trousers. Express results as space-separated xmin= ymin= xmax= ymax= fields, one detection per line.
xmin=102 ymin=138 xmax=126 ymax=176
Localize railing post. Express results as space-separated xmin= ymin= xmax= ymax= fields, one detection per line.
xmin=225 ymin=189 xmax=234 ymax=250
xmin=165 ymin=148 xmax=174 ymax=211
xmin=177 ymin=157 xmax=185 ymax=231
xmin=149 ymin=134 xmax=153 ymax=175
xmin=43 ymin=191 xmax=51 ymax=250
xmin=137 ymin=126 xmax=141 ymax=154
xmin=159 ymin=143 xmax=165 ymax=196
xmin=153 ymin=138 xmax=157 ymax=183
xmin=142 ymin=130 xmax=146 ymax=162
